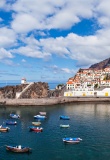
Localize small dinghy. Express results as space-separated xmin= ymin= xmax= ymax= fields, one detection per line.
xmin=6 ymin=120 xmax=17 ymax=125
xmin=29 ymin=126 xmax=43 ymax=132
xmin=6 ymin=145 xmax=31 ymax=153
xmin=60 ymin=124 xmax=70 ymax=128
xmin=60 ymin=115 xmax=70 ymax=120
xmin=34 ymin=115 xmax=46 ymax=119
xmin=10 ymin=114 xmax=20 ymax=119
xmin=63 ymin=137 xmax=82 ymax=144
xmin=32 ymin=122 xmax=41 ymax=126
xmin=0 ymin=125 xmax=10 ymax=132
xmin=39 ymin=112 xmax=46 ymax=115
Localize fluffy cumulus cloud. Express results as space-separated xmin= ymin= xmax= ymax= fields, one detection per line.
xmin=11 ymin=0 xmax=96 ymax=32
xmin=0 ymin=48 xmax=13 ymax=60
xmin=1 ymin=0 xmax=110 ymax=71
xmin=11 ymin=29 xmax=110 ymax=67
xmin=0 ymin=27 xmax=16 ymax=47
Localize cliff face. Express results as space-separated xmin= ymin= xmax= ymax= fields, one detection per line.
xmin=0 ymin=82 xmax=49 ymax=99
xmin=89 ymin=58 xmax=110 ymax=70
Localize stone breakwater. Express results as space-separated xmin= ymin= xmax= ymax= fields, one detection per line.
xmin=0 ymin=97 xmax=110 ymax=106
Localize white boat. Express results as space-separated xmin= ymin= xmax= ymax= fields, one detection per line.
xmin=32 ymin=122 xmax=41 ymax=126
xmin=10 ymin=114 xmax=20 ymax=119
xmin=63 ymin=137 xmax=82 ymax=143
xmin=34 ymin=115 xmax=46 ymax=119
xmin=60 ymin=124 xmax=70 ymax=128
xmin=39 ymin=112 xmax=46 ymax=115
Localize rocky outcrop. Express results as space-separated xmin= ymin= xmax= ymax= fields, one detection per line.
xmin=0 ymin=82 xmax=49 ymax=99
xmin=89 ymin=58 xmax=110 ymax=70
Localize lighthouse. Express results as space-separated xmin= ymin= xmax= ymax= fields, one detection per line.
xmin=21 ymin=78 xmax=27 ymax=84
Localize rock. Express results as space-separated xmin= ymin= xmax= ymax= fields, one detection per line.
xmin=0 ymin=82 xmax=49 ymax=99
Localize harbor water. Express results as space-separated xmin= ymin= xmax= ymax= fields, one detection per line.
xmin=0 ymin=103 xmax=110 ymax=160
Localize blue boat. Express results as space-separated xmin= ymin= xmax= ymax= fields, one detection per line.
xmin=63 ymin=137 xmax=82 ymax=143
xmin=10 ymin=114 xmax=20 ymax=119
xmin=34 ymin=115 xmax=46 ymax=119
xmin=6 ymin=120 xmax=17 ymax=125
xmin=60 ymin=115 xmax=70 ymax=120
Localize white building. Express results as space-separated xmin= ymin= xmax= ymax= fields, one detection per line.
xmin=21 ymin=78 xmax=27 ymax=84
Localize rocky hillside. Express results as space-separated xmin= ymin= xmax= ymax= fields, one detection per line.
xmin=0 ymin=82 xmax=49 ymax=99
xmin=89 ymin=58 xmax=110 ymax=70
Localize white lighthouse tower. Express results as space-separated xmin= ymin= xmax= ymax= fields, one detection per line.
xmin=21 ymin=78 xmax=27 ymax=84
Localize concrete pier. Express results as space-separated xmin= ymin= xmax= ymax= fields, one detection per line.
xmin=0 ymin=97 xmax=110 ymax=106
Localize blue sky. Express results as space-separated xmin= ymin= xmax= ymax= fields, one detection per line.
xmin=0 ymin=0 xmax=110 ymax=83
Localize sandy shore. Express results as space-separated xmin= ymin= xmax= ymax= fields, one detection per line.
xmin=0 ymin=97 xmax=110 ymax=106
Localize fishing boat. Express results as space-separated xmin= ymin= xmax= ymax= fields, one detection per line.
xmin=39 ymin=112 xmax=46 ymax=115
xmin=6 ymin=120 xmax=17 ymax=125
xmin=60 ymin=115 xmax=70 ymax=120
xmin=6 ymin=145 xmax=31 ymax=153
xmin=32 ymin=122 xmax=41 ymax=126
xmin=63 ymin=137 xmax=82 ymax=144
xmin=60 ymin=124 xmax=70 ymax=128
xmin=29 ymin=126 xmax=43 ymax=132
xmin=0 ymin=125 xmax=10 ymax=132
xmin=10 ymin=113 xmax=20 ymax=119
xmin=34 ymin=115 xmax=46 ymax=119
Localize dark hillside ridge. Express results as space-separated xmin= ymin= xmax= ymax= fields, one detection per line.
xmin=89 ymin=58 xmax=110 ymax=70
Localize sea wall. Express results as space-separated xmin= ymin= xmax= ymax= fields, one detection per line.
xmin=0 ymin=97 xmax=110 ymax=106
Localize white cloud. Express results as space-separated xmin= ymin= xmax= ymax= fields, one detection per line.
xmin=0 ymin=48 xmax=13 ymax=59
xmin=11 ymin=27 xmax=110 ymax=68
xmin=11 ymin=13 xmax=38 ymax=33
xmin=0 ymin=27 xmax=16 ymax=47
xmin=1 ymin=0 xmax=110 ymax=70
xmin=21 ymin=59 xmax=26 ymax=62
xmin=0 ymin=0 xmax=5 ymax=8
xmin=61 ymin=68 xmax=71 ymax=73
xmin=10 ymin=0 xmax=97 ymax=32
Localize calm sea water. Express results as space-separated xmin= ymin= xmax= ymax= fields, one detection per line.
xmin=0 ymin=103 xmax=110 ymax=160
xmin=0 ymin=82 xmax=64 ymax=90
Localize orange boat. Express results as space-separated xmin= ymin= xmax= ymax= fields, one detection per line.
xmin=0 ymin=126 xmax=10 ymax=132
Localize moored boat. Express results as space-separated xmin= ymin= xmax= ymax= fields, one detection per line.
xmin=63 ymin=137 xmax=82 ymax=144
xmin=6 ymin=120 xmax=17 ymax=125
xmin=6 ymin=145 xmax=31 ymax=153
xmin=10 ymin=113 xmax=20 ymax=119
xmin=60 ymin=124 xmax=70 ymax=128
xmin=60 ymin=115 xmax=70 ymax=120
xmin=32 ymin=122 xmax=41 ymax=126
xmin=34 ymin=115 xmax=46 ymax=119
xmin=0 ymin=125 xmax=10 ymax=132
xmin=29 ymin=126 xmax=43 ymax=132
xmin=39 ymin=112 xmax=46 ymax=115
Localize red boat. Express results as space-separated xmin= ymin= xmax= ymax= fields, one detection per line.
xmin=29 ymin=126 xmax=43 ymax=132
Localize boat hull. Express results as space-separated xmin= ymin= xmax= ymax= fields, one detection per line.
xmin=34 ymin=115 xmax=46 ymax=119
xmin=29 ymin=127 xmax=43 ymax=132
xmin=63 ymin=138 xmax=82 ymax=144
xmin=32 ymin=122 xmax=41 ymax=126
xmin=6 ymin=146 xmax=31 ymax=153
xmin=60 ymin=124 xmax=70 ymax=128
xmin=10 ymin=114 xmax=20 ymax=119
xmin=60 ymin=116 xmax=70 ymax=120
xmin=39 ymin=112 xmax=46 ymax=115
xmin=6 ymin=121 xmax=17 ymax=125
xmin=0 ymin=127 xmax=10 ymax=132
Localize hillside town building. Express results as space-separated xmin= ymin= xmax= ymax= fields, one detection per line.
xmin=64 ymin=67 xmax=110 ymax=97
